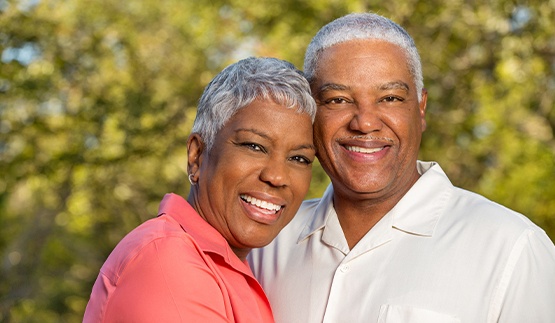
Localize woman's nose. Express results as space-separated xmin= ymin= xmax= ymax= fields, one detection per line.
xmin=259 ymin=158 xmax=288 ymax=188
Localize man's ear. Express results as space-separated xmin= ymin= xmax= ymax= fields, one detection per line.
xmin=419 ymin=89 xmax=428 ymax=132
xmin=187 ymin=133 xmax=205 ymax=182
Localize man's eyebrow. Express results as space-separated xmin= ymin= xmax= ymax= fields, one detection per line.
xmin=316 ymin=83 xmax=350 ymax=93
xmin=316 ymin=81 xmax=409 ymax=94
xmin=379 ymin=81 xmax=410 ymax=92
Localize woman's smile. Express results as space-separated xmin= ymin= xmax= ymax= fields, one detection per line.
xmin=240 ymin=194 xmax=284 ymax=225
xmin=189 ymin=97 xmax=315 ymax=258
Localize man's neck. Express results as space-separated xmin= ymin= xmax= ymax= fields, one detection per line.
xmin=332 ymin=172 xmax=421 ymax=249
xmin=333 ymin=195 xmax=395 ymax=249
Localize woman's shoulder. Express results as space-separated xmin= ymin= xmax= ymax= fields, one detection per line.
xmin=100 ymin=215 xmax=203 ymax=284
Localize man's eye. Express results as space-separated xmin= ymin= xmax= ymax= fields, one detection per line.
xmin=382 ymin=96 xmax=403 ymax=102
xmin=325 ymin=97 xmax=349 ymax=104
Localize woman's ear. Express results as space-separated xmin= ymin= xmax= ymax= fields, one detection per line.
xmin=187 ymin=133 xmax=205 ymax=182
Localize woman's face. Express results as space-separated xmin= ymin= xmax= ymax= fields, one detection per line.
xmin=188 ymin=98 xmax=315 ymax=260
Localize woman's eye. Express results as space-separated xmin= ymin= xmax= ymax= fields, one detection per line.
xmin=290 ymin=155 xmax=313 ymax=165
xmin=242 ymin=142 xmax=265 ymax=152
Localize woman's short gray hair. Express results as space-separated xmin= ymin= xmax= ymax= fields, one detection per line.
xmin=304 ymin=12 xmax=424 ymax=101
xmin=192 ymin=57 xmax=316 ymax=151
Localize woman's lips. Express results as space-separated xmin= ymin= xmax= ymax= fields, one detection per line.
xmin=240 ymin=194 xmax=282 ymax=212
xmin=240 ymin=194 xmax=284 ymax=225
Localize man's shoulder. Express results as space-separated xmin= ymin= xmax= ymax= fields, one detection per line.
xmin=285 ymin=196 xmax=329 ymax=229
xmin=445 ymin=185 xmax=546 ymax=240
xmin=250 ymin=197 xmax=327 ymax=261
xmin=299 ymin=197 xmax=322 ymax=212
xmin=419 ymin=161 xmax=541 ymax=233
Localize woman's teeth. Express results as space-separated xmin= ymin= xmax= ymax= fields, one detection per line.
xmin=240 ymin=194 xmax=282 ymax=212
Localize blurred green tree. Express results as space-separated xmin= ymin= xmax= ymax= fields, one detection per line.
xmin=0 ymin=0 xmax=553 ymax=321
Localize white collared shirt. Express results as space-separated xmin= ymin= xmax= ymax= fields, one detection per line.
xmin=249 ymin=161 xmax=555 ymax=323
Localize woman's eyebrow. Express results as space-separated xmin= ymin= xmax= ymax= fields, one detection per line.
xmin=235 ymin=128 xmax=269 ymax=140
xmin=294 ymin=143 xmax=316 ymax=151
xmin=236 ymin=128 xmax=315 ymax=151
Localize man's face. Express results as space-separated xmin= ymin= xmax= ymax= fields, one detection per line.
xmin=312 ymin=39 xmax=427 ymax=202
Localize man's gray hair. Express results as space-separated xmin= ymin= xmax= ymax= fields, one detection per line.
xmin=191 ymin=57 xmax=316 ymax=151
xmin=304 ymin=12 xmax=424 ymax=101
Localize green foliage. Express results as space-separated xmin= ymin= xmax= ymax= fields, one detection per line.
xmin=1 ymin=0 xmax=554 ymax=321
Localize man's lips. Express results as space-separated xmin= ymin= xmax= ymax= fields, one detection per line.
xmin=338 ymin=136 xmax=394 ymax=154
xmin=345 ymin=145 xmax=386 ymax=154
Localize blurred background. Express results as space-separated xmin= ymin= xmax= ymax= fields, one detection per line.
xmin=1 ymin=0 xmax=554 ymax=321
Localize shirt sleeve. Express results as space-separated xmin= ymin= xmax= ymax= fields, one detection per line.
xmin=493 ymin=229 xmax=555 ymax=322
xmin=102 ymin=235 xmax=231 ymax=322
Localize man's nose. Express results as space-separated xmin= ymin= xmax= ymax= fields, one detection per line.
xmin=349 ymin=103 xmax=383 ymax=133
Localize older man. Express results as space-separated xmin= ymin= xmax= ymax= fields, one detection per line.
xmin=249 ymin=13 xmax=555 ymax=323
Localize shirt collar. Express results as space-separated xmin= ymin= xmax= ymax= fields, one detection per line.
xmin=157 ymin=193 xmax=249 ymax=271
xmin=299 ymin=161 xmax=453 ymax=241
xmin=299 ymin=185 xmax=334 ymax=242
xmin=388 ymin=161 xmax=452 ymax=236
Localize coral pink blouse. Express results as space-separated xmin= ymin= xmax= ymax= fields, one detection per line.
xmin=84 ymin=193 xmax=274 ymax=322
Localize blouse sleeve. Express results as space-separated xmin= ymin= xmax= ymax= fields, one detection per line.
xmin=102 ymin=235 xmax=231 ymax=322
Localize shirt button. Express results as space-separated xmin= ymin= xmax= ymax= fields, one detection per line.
xmin=339 ymin=264 xmax=350 ymax=273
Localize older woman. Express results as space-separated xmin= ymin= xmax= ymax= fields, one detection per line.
xmin=83 ymin=57 xmax=316 ymax=322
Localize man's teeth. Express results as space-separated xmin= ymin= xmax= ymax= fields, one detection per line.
xmin=346 ymin=146 xmax=384 ymax=154
xmin=240 ymin=195 xmax=282 ymax=212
